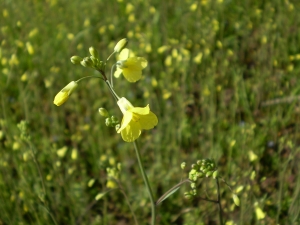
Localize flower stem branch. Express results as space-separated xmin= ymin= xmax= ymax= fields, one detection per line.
xmin=216 ymin=178 xmax=224 ymax=225
xmin=133 ymin=141 xmax=156 ymax=225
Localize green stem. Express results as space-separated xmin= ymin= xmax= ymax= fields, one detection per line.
xmin=216 ymin=178 xmax=224 ymax=225
xmin=133 ymin=141 xmax=156 ymax=225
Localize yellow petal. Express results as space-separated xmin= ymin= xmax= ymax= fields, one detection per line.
xmin=53 ymin=91 xmax=69 ymax=106
xmin=139 ymin=112 xmax=158 ymax=130
xmin=114 ymin=68 xmax=122 ymax=78
xmin=125 ymin=57 xmax=148 ymax=70
xmin=120 ymin=121 xmax=141 ymax=142
xmin=118 ymin=111 xmax=133 ymax=133
xmin=122 ymin=69 xmax=142 ymax=82
xmin=130 ymin=105 xmax=150 ymax=115
xmin=118 ymin=48 xmax=130 ymax=60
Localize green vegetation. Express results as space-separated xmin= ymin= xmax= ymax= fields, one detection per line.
xmin=1 ymin=0 xmax=300 ymax=224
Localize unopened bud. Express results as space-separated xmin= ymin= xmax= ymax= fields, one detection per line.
xmin=111 ymin=116 xmax=119 ymax=123
xmin=83 ymin=57 xmax=94 ymax=67
xmin=181 ymin=162 xmax=186 ymax=169
xmin=105 ymin=118 xmax=112 ymax=127
xmin=212 ymin=170 xmax=218 ymax=179
xmin=191 ymin=182 xmax=196 ymax=189
xmin=70 ymin=56 xmax=83 ymax=64
xmin=206 ymin=171 xmax=213 ymax=177
xmin=99 ymin=108 xmax=109 ymax=117
xmin=114 ymin=38 xmax=128 ymax=53
xmin=89 ymin=47 xmax=98 ymax=58
xmin=184 ymin=192 xmax=192 ymax=199
xmin=232 ymin=194 xmax=240 ymax=206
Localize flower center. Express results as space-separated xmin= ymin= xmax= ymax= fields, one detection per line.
xmin=132 ymin=113 xmax=140 ymax=122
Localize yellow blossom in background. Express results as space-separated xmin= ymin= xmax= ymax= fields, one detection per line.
xmin=149 ymin=6 xmax=156 ymax=14
xmin=57 ymin=146 xmax=68 ymax=158
xmin=117 ymin=97 xmax=158 ymax=142
xmin=28 ymin=28 xmax=38 ymax=38
xmin=3 ymin=9 xmax=9 ymax=17
xmin=71 ymin=148 xmax=78 ymax=160
xmin=53 ymin=81 xmax=78 ymax=106
xmin=254 ymin=203 xmax=266 ymax=220
xmin=67 ymin=33 xmax=74 ymax=40
xmin=164 ymin=55 xmax=172 ymax=67
xmin=128 ymin=14 xmax=135 ymax=22
xmin=114 ymin=48 xmax=147 ymax=82
xmin=9 ymin=54 xmax=19 ymax=66
xmin=126 ymin=3 xmax=134 ymax=14
xmin=83 ymin=19 xmax=90 ymax=27
xmin=248 ymin=150 xmax=258 ymax=161
xmin=193 ymin=52 xmax=203 ymax=64
xmin=190 ymin=3 xmax=197 ymax=11
xmin=26 ymin=42 xmax=34 ymax=55
xmin=145 ymin=43 xmax=152 ymax=53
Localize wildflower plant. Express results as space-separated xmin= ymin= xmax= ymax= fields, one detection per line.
xmin=53 ymin=39 xmax=237 ymax=225
xmin=54 ymin=38 xmax=157 ymax=224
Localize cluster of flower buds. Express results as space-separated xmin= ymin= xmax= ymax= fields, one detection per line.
xmin=98 ymin=108 xmax=120 ymax=128
xmin=188 ymin=158 xmax=218 ymax=181
xmin=70 ymin=47 xmax=104 ymax=71
xmin=106 ymin=162 xmax=122 ymax=189
xmin=183 ymin=158 xmax=219 ymax=199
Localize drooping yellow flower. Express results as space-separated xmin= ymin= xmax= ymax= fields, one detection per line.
xmin=114 ymin=48 xmax=147 ymax=82
xmin=117 ymin=97 xmax=158 ymax=142
xmin=53 ymin=81 xmax=78 ymax=106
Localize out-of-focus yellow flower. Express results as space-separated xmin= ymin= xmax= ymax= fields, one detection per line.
xmin=117 ymin=97 xmax=158 ymax=142
xmin=114 ymin=48 xmax=147 ymax=82
xmin=26 ymin=42 xmax=34 ymax=55
xmin=53 ymin=81 xmax=78 ymax=106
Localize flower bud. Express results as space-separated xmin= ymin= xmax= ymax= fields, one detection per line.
xmin=53 ymin=81 xmax=78 ymax=106
xmin=99 ymin=108 xmax=109 ymax=117
xmin=114 ymin=38 xmax=128 ymax=53
xmin=115 ymin=124 xmax=120 ymax=132
xmin=181 ymin=162 xmax=186 ymax=169
xmin=212 ymin=170 xmax=218 ymax=179
xmin=105 ymin=118 xmax=112 ymax=127
xmin=232 ymin=194 xmax=240 ymax=206
xmin=70 ymin=56 xmax=82 ymax=64
xmin=89 ymin=47 xmax=98 ymax=58
xmin=80 ymin=60 xmax=88 ymax=67
xmin=190 ymin=182 xmax=196 ymax=189
xmin=111 ymin=116 xmax=119 ymax=123
xmin=184 ymin=192 xmax=192 ymax=199
xmin=83 ymin=57 xmax=94 ymax=67
xmin=206 ymin=171 xmax=213 ymax=177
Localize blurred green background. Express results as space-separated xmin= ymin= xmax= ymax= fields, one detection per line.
xmin=1 ymin=0 xmax=300 ymax=224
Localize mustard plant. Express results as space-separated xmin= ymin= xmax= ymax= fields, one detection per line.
xmin=54 ymin=38 xmax=157 ymax=224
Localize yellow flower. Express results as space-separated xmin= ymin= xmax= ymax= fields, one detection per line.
xmin=114 ymin=48 xmax=147 ymax=82
xmin=53 ymin=81 xmax=78 ymax=106
xmin=117 ymin=97 xmax=158 ymax=142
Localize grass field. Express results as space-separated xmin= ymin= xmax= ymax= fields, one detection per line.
xmin=1 ymin=0 xmax=300 ymax=224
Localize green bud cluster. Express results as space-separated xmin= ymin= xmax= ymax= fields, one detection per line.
xmin=105 ymin=116 xmax=120 ymax=128
xmin=70 ymin=46 xmax=104 ymax=71
xmin=184 ymin=189 xmax=197 ymax=199
xmin=188 ymin=158 xmax=218 ymax=182
xmin=184 ymin=158 xmax=219 ymax=200
xmin=17 ymin=120 xmax=31 ymax=141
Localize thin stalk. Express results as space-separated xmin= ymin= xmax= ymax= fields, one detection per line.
xmin=216 ymin=178 xmax=224 ymax=225
xmin=133 ymin=141 xmax=156 ymax=225
xmin=105 ymin=81 xmax=120 ymax=101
